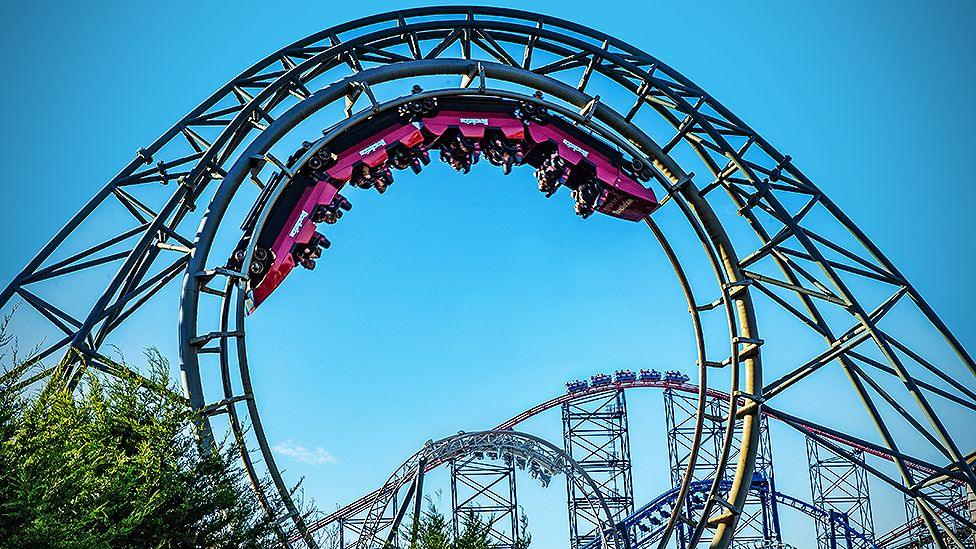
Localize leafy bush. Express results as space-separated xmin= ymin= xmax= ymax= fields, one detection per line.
xmin=0 ymin=337 xmax=294 ymax=548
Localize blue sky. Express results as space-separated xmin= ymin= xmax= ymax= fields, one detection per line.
xmin=1 ymin=1 xmax=975 ymax=546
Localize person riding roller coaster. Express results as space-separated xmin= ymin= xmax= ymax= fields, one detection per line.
xmin=229 ymin=93 xmax=660 ymax=312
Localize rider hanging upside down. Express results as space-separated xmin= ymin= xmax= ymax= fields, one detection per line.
xmin=232 ymin=93 xmax=660 ymax=312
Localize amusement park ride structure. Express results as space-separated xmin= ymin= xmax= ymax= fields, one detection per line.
xmin=314 ymin=371 xmax=970 ymax=548
xmin=1 ymin=6 xmax=974 ymax=548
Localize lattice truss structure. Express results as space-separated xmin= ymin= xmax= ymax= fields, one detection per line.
xmin=322 ymin=382 xmax=890 ymax=549
xmin=563 ymin=390 xmax=635 ymax=548
xmin=336 ymin=518 xmax=394 ymax=549
xmin=451 ymin=455 xmax=520 ymax=548
xmin=356 ymin=430 xmax=624 ymax=549
xmin=615 ymin=475 xmax=886 ymax=549
xmin=902 ymin=474 xmax=975 ymax=549
xmin=664 ymin=389 xmax=780 ymax=547
xmin=728 ymin=406 xmax=778 ymax=547
xmin=807 ymin=438 xmax=876 ymax=549
xmin=2 ymin=7 xmax=975 ymax=548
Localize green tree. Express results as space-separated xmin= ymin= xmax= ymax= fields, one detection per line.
xmin=453 ymin=512 xmax=492 ymax=549
xmin=0 ymin=328 xmax=305 ymax=548
xmin=513 ymin=512 xmax=532 ymax=549
xmin=411 ymin=503 xmax=451 ymax=549
xmin=403 ymin=501 xmax=531 ymax=549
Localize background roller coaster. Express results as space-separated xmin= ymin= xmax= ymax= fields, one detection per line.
xmin=1 ymin=6 xmax=974 ymax=548
xmin=314 ymin=371 xmax=972 ymax=548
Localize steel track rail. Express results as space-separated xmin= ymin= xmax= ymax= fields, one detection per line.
xmin=0 ymin=7 xmax=972 ymax=547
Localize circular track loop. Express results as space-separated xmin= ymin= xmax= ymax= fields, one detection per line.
xmin=0 ymin=7 xmax=973 ymax=548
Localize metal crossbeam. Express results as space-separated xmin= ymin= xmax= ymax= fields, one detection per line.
xmin=902 ymin=474 xmax=975 ymax=549
xmin=664 ymin=389 xmax=780 ymax=547
xmin=451 ymin=456 xmax=520 ymax=547
xmin=1 ymin=8 xmax=973 ymax=549
xmin=563 ymin=390 xmax=635 ymax=548
xmin=807 ymin=438 xmax=876 ymax=549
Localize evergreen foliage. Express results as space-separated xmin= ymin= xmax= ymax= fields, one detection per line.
xmin=0 ymin=327 xmax=298 ymax=548
xmin=400 ymin=500 xmax=531 ymax=549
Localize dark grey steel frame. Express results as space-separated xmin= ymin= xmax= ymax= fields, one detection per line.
xmin=807 ymin=437 xmax=875 ymax=548
xmin=664 ymin=387 xmax=781 ymax=545
xmin=0 ymin=6 xmax=972 ymax=548
xmin=184 ymin=72 xmax=757 ymax=549
xmin=450 ymin=456 xmax=520 ymax=547
xmin=356 ymin=430 xmax=625 ymax=549
xmin=614 ymin=478 xmax=879 ymax=549
xmin=563 ymin=389 xmax=635 ymax=547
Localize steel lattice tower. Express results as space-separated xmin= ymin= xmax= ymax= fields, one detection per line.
xmin=450 ymin=455 xmax=520 ymax=547
xmin=563 ymin=389 xmax=635 ymax=548
xmin=903 ymin=475 xmax=975 ymax=548
xmin=3 ymin=7 xmax=976 ymax=547
xmin=664 ymin=388 xmax=780 ymax=547
xmin=806 ymin=438 xmax=875 ymax=549
xmin=730 ymin=412 xmax=779 ymax=547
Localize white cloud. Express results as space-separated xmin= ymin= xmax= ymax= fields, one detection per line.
xmin=273 ymin=439 xmax=339 ymax=466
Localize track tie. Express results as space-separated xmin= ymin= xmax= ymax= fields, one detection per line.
xmin=579 ymin=95 xmax=601 ymax=123
xmin=201 ymin=393 xmax=252 ymax=416
xmin=705 ymin=496 xmax=739 ymax=527
xmin=733 ymin=390 xmax=765 ymax=405
xmin=703 ymin=412 xmax=725 ymax=423
xmin=676 ymin=512 xmax=696 ymax=527
xmin=189 ymin=330 xmax=244 ymax=347
xmin=694 ymin=297 xmax=723 ymax=312
xmin=198 ymin=284 xmax=226 ymax=298
xmin=668 ymin=172 xmax=694 ymax=194
xmin=197 ymin=267 xmax=247 ymax=281
xmin=734 ymin=337 xmax=764 ymax=361
xmin=276 ymin=510 xmax=299 ymax=523
xmin=723 ymin=280 xmax=752 ymax=300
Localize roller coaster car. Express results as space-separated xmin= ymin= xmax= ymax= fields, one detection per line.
xmin=420 ymin=97 xmax=658 ymax=220
xmin=286 ymin=140 xmax=315 ymax=168
xmin=240 ymin=172 xmax=344 ymax=312
xmin=639 ymin=369 xmax=662 ymax=382
xmin=566 ymin=380 xmax=589 ymax=393
xmin=614 ymin=370 xmax=637 ymax=383
xmin=240 ymin=112 xmax=428 ymax=312
xmin=663 ymin=370 xmax=689 ymax=383
xmin=590 ymin=373 xmax=612 ymax=387
xmin=323 ymin=110 xmax=427 ymax=189
xmin=420 ymin=97 xmax=526 ymax=141
xmin=421 ymin=98 xmax=525 ymax=175
xmin=397 ymin=96 xmax=439 ymax=121
xmin=238 ymin=97 xmax=662 ymax=313
xmin=522 ymin=114 xmax=658 ymax=221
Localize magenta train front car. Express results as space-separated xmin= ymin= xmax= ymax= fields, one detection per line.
xmin=230 ymin=96 xmax=661 ymax=312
